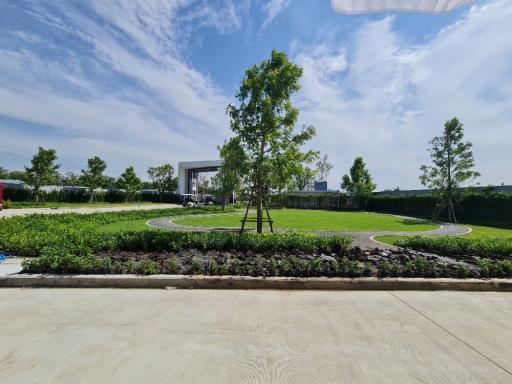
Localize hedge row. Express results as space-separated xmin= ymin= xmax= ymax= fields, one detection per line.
xmin=2 ymin=187 xmax=181 ymax=204
xmin=396 ymin=236 xmax=512 ymax=259
xmin=0 ymin=207 xmax=351 ymax=257
xmin=272 ymin=192 xmax=512 ymax=227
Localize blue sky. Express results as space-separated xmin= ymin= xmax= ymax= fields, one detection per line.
xmin=0 ymin=0 xmax=510 ymax=189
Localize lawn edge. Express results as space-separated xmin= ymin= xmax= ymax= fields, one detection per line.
xmin=2 ymin=274 xmax=511 ymax=291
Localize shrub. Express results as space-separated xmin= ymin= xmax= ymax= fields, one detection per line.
xmin=396 ymin=236 xmax=512 ymax=259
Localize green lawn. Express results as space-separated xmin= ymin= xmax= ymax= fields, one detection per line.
xmin=172 ymin=209 xmax=439 ymax=232
xmin=374 ymin=224 xmax=512 ymax=245
xmin=97 ymin=219 xmax=165 ymax=233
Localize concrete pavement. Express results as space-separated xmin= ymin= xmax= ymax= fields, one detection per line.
xmin=0 ymin=203 xmax=180 ymax=218
xmin=0 ymin=289 xmax=511 ymax=383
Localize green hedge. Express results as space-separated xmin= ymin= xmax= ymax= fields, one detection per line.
xmin=0 ymin=206 xmax=351 ymax=257
xmin=271 ymin=192 xmax=512 ymax=227
xmin=270 ymin=193 xmax=352 ymax=210
xmin=2 ymin=187 xmax=180 ymax=204
xmin=396 ymin=235 xmax=512 ymax=259
xmin=367 ymin=193 xmax=512 ymax=227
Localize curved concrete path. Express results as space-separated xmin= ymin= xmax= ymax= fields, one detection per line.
xmin=147 ymin=212 xmax=472 ymax=250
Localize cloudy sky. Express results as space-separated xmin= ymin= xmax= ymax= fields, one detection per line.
xmin=0 ymin=0 xmax=510 ymax=189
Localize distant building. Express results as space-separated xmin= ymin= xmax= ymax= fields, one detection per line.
xmin=0 ymin=179 xmax=30 ymax=190
xmin=375 ymin=185 xmax=512 ymax=196
xmin=314 ymin=181 xmax=328 ymax=192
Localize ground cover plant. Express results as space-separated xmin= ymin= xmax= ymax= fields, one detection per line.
xmin=173 ymin=209 xmax=439 ymax=232
xmin=374 ymin=224 xmax=512 ymax=255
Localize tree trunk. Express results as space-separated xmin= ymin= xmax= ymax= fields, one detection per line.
xmin=89 ymin=190 xmax=94 ymax=203
xmin=34 ymin=188 xmax=39 ymax=203
xmin=256 ymin=188 xmax=263 ymax=234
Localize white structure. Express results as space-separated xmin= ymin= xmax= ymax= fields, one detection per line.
xmin=331 ymin=0 xmax=472 ymax=13
xmin=177 ymin=160 xmax=222 ymax=195
xmin=0 ymin=179 xmax=30 ymax=190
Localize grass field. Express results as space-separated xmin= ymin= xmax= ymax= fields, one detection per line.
xmin=98 ymin=219 xmax=163 ymax=233
xmin=374 ymin=224 xmax=512 ymax=245
xmin=171 ymin=209 xmax=439 ymax=232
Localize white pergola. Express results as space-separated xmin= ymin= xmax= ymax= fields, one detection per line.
xmin=331 ymin=0 xmax=473 ymax=13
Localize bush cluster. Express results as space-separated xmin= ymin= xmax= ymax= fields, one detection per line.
xmin=396 ymin=236 xmax=512 ymax=259
xmin=0 ymin=206 xmax=352 ymax=257
xmin=0 ymin=206 xmax=230 ymax=256
xmin=111 ymin=231 xmax=352 ymax=254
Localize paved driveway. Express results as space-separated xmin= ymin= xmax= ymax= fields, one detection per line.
xmin=0 ymin=289 xmax=510 ymax=383
xmin=0 ymin=204 xmax=180 ymax=218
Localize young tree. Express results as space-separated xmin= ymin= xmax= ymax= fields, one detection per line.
xmin=117 ymin=166 xmax=142 ymax=202
xmin=222 ymin=50 xmax=317 ymax=233
xmin=213 ymin=140 xmax=244 ymax=210
xmin=81 ymin=156 xmax=107 ymax=203
xmin=294 ymin=166 xmax=317 ymax=191
xmin=420 ymin=117 xmax=479 ymax=223
xmin=147 ymin=164 xmax=176 ymax=201
xmin=25 ymin=147 xmax=60 ymax=202
xmin=315 ymin=154 xmax=334 ymax=182
xmin=341 ymin=157 xmax=376 ymax=209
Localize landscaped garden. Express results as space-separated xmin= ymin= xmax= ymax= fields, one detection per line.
xmin=172 ymin=209 xmax=439 ymax=232
xmin=0 ymin=206 xmax=511 ymax=279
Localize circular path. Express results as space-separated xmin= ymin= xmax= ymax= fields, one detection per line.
xmin=147 ymin=212 xmax=472 ymax=250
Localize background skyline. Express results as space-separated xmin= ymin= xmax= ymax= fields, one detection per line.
xmin=0 ymin=0 xmax=510 ymax=190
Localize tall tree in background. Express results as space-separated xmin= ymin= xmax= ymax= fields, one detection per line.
xmin=117 ymin=166 xmax=142 ymax=202
xmin=60 ymin=172 xmax=82 ymax=186
xmin=294 ymin=166 xmax=317 ymax=191
xmin=0 ymin=166 xmax=8 ymax=178
xmin=315 ymin=154 xmax=334 ymax=182
xmin=25 ymin=147 xmax=60 ymax=202
xmin=214 ymin=138 xmax=245 ymax=211
xmin=81 ymin=156 xmax=107 ymax=203
xmin=147 ymin=164 xmax=176 ymax=201
xmin=341 ymin=157 xmax=376 ymax=209
xmin=222 ymin=50 xmax=317 ymax=233
xmin=420 ymin=117 xmax=479 ymax=223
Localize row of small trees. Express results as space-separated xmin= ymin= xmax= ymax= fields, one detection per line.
xmin=215 ymin=50 xmax=479 ymax=232
xmin=0 ymin=151 xmax=177 ymax=203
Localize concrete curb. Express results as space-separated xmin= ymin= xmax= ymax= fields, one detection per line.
xmin=1 ymin=274 xmax=512 ymax=291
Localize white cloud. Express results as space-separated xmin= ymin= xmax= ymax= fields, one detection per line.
xmin=0 ymin=0 xmax=233 ymax=178
xmin=261 ymin=0 xmax=290 ymax=29
xmin=295 ymin=0 xmax=512 ymax=190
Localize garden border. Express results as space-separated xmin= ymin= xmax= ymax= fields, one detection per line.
xmin=1 ymin=274 xmax=511 ymax=291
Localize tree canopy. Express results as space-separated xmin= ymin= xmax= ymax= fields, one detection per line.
xmin=420 ymin=117 xmax=479 ymax=222
xmin=221 ymin=50 xmax=317 ymax=233
xmin=147 ymin=164 xmax=176 ymax=201
xmin=81 ymin=156 xmax=107 ymax=202
xmin=25 ymin=147 xmax=60 ymax=202
xmin=315 ymin=154 xmax=334 ymax=182
xmin=117 ymin=166 xmax=141 ymax=202
xmin=341 ymin=157 xmax=376 ymax=209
